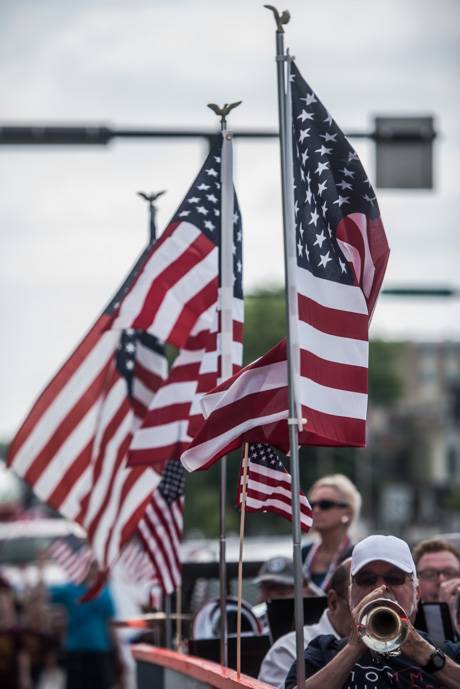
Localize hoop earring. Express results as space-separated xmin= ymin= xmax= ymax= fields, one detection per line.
xmin=341 ymin=515 xmax=349 ymax=524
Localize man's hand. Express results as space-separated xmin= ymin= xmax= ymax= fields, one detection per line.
xmin=439 ymin=577 xmax=460 ymax=633
xmin=348 ymin=584 xmax=388 ymax=650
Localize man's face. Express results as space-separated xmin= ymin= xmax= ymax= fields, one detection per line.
xmin=416 ymin=550 xmax=460 ymax=602
xmin=350 ymin=560 xmax=418 ymax=617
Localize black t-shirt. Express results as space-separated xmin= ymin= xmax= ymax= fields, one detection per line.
xmin=285 ymin=633 xmax=460 ymax=689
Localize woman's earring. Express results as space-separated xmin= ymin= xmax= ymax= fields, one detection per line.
xmin=341 ymin=515 xmax=349 ymax=524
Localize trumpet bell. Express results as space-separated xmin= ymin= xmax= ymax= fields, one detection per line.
xmin=358 ymin=597 xmax=409 ymax=656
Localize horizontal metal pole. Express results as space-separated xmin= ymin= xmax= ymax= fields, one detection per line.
xmin=246 ymin=287 xmax=458 ymax=298
xmin=0 ymin=124 xmax=436 ymax=146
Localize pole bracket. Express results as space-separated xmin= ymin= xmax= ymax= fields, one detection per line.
xmin=287 ymin=417 xmax=307 ymax=425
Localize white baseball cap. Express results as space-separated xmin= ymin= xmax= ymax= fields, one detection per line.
xmin=351 ymin=535 xmax=416 ymax=576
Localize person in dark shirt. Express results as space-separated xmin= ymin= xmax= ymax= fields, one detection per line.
xmin=286 ymin=535 xmax=460 ymax=689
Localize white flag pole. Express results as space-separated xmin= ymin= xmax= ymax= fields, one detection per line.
xmin=265 ymin=7 xmax=305 ymax=689
xmin=236 ymin=442 xmax=250 ymax=679
xmin=208 ymin=101 xmax=242 ymax=667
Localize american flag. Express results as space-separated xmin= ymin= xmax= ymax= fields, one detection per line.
xmin=126 ymin=135 xmax=243 ymax=469
xmin=238 ymin=443 xmax=312 ymax=533
xmin=46 ymin=535 xmax=94 ymax=584
xmin=7 ymin=245 xmax=168 ymax=572
xmin=181 ymin=61 xmax=389 ymax=472
xmin=137 ymin=460 xmax=185 ymax=594
xmin=117 ymin=539 xmax=156 ymax=584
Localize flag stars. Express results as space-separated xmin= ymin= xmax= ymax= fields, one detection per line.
xmin=233 ymin=212 xmax=239 ymax=224
xmin=205 ymin=167 xmax=218 ymax=177
xmin=187 ymin=196 xmax=200 ymax=203
xmin=333 ymin=195 xmax=350 ymax=208
xmin=313 ymin=230 xmax=326 ymax=248
xmin=297 ymin=238 xmax=303 ymax=256
xmin=317 ymin=180 xmax=327 ymax=197
xmin=299 ymin=128 xmax=311 ymax=143
xmin=321 ymin=201 xmax=328 ymax=218
xmin=348 ymin=151 xmax=359 ymax=162
xmin=178 ymin=210 xmax=190 ymax=217
xmin=324 ymin=113 xmax=333 ymax=126
xmin=213 ymin=209 xmax=220 ymax=217
xmin=340 ymin=167 xmax=355 ymax=178
xmin=297 ymin=110 xmax=314 ymax=122
xmin=315 ymin=161 xmax=329 ymax=175
xmin=315 ymin=145 xmax=332 ymax=156
xmin=301 ymin=149 xmax=309 ymax=166
xmin=236 ymin=230 xmax=242 ymax=242
xmin=196 ymin=206 xmax=209 ymax=215
xmin=197 ymin=183 xmax=210 ymax=190
xmin=337 ymin=180 xmax=352 ymax=191
xmin=236 ymin=260 xmax=242 ymax=273
xmin=206 ymin=193 xmax=218 ymax=203
xmin=309 ymin=208 xmax=320 ymax=226
xmin=363 ymin=193 xmax=376 ymax=206
xmin=318 ymin=251 xmax=333 ymax=269
xmin=339 ymin=258 xmax=347 ymax=273
xmin=204 ymin=220 xmax=215 ymax=231
xmin=301 ymin=92 xmax=317 ymax=106
xmin=320 ymin=132 xmax=337 ymax=142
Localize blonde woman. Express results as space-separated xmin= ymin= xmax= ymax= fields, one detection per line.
xmin=302 ymin=474 xmax=361 ymax=594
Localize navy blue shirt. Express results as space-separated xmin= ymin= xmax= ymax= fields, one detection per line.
xmin=285 ymin=633 xmax=460 ymax=689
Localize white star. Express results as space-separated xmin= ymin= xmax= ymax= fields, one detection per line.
xmin=187 ymin=196 xmax=200 ymax=203
xmin=305 ymin=245 xmax=310 ymax=261
xmin=196 ymin=205 xmax=209 ymax=215
xmin=300 ymin=168 xmax=305 ymax=182
xmin=204 ymin=220 xmax=215 ymax=231
xmin=125 ymin=360 xmax=134 ymax=370
xmin=214 ymin=155 xmax=221 ymax=163
xmin=333 ymin=195 xmax=350 ymax=208
xmin=233 ymin=212 xmax=239 ymax=224
xmin=179 ymin=210 xmax=190 ymax=217
xmin=306 ymin=171 xmax=311 ymax=185
xmin=237 ymin=260 xmax=242 ymax=272
xmin=206 ymin=194 xmax=218 ymax=203
xmin=215 ymin=182 xmax=221 ymax=189
xmin=337 ymin=180 xmax=352 ymax=191
xmin=315 ymin=161 xmax=329 ymax=175
xmin=237 ymin=230 xmax=242 ymax=242
xmin=297 ymin=238 xmax=303 ymax=256
xmin=321 ymin=200 xmax=328 ymax=218
xmin=363 ymin=193 xmax=376 ymax=206
xmin=297 ymin=110 xmax=314 ymax=122
xmin=125 ymin=342 xmax=135 ymax=352
xmin=294 ymin=199 xmax=299 ymax=216
xmin=299 ymin=128 xmax=311 ymax=143
xmin=320 ymin=132 xmax=337 ymax=142
xmin=301 ymin=92 xmax=317 ymax=106
xmin=313 ymin=230 xmax=326 ymax=248
xmin=339 ymin=258 xmax=347 ymax=273
xmin=205 ymin=167 xmax=218 ymax=177
xmin=315 ymin=145 xmax=332 ymax=156
xmin=324 ymin=113 xmax=333 ymax=126
xmin=299 ymin=222 xmax=305 ymax=238
xmin=327 ymin=222 xmax=333 ymax=237
xmin=317 ymin=180 xmax=327 ymax=196
xmin=213 ymin=209 xmax=220 ymax=217
xmin=197 ymin=183 xmax=210 ymax=190
xmin=348 ymin=151 xmax=359 ymax=162
xmin=301 ymin=149 xmax=309 ymax=166
xmin=306 ymin=188 xmax=313 ymax=205
xmin=318 ymin=251 xmax=332 ymax=268
xmin=309 ymin=208 xmax=320 ymax=226
xmin=340 ymin=168 xmax=355 ymax=178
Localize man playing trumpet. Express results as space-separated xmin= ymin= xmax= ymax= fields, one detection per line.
xmin=285 ymin=535 xmax=460 ymax=689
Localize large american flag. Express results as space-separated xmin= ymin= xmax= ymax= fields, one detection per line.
xmin=137 ymin=459 xmax=185 ymax=594
xmin=181 ymin=61 xmax=389 ymax=472
xmin=46 ymin=535 xmax=94 ymax=584
xmin=126 ymin=136 xmax=243 ymax=468
xmin=7 ymin=245 xmax=168 ymax=572
xmin=238 ymin=443 xmax=312 ymax=533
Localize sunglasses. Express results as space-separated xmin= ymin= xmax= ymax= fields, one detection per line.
xmin=353 ymin=571 xmax=409 ymax=588
xmin=310 ymin=499 xmax=349 ymax=511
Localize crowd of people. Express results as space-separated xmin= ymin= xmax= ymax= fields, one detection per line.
xmin=2 ymin=471 xmax=460 ymax=689
xmin=253 ymin=473 xmax=460 ymax=689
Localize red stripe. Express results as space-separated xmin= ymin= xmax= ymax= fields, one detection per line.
xmin=233 ymin=320 xmax=243 ymax=343
xmin=299 ymin=405 xmax=366 ymax=447
xmin=23 ymin=358 xmax=113 ymax=487
xmin=167 ymin=278 xmax=219 ymax=348
xmin=297 ymin=293 xmax=368 ymax=340
xmin=47 ymin=442 xmax=93 ymax=509
xmin=7 ymin=314 xmax=111 ymax=464
xmin=134 ymin=360 xmax=165 ymax=394
xmin=300 ymin=349 xmax=368 ymax=394
xmin=132 ymin=232 xmax=216 ymax=333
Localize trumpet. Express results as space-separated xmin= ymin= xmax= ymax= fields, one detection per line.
xmin=357 ymin=597 xmax=410 ymax=656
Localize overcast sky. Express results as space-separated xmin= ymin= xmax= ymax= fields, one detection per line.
xmin=1 ymin=0 xmax=459 ymax=439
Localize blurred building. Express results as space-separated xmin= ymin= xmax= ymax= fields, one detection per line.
xmin=371 ymin=341 xmax=460 ymax=539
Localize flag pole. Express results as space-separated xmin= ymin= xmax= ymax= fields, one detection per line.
xmin=136 ymin=189 xmax=166 ymax=242
xmin=236 ymin=442 xmax=250 ymax=679
xmin=265 ymin=7 xmax=305 ymax=689
xmin=175 ymin=586 xmax=182 ymax=651
xmin=207 ymin=100 xmax=242 ymax=667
